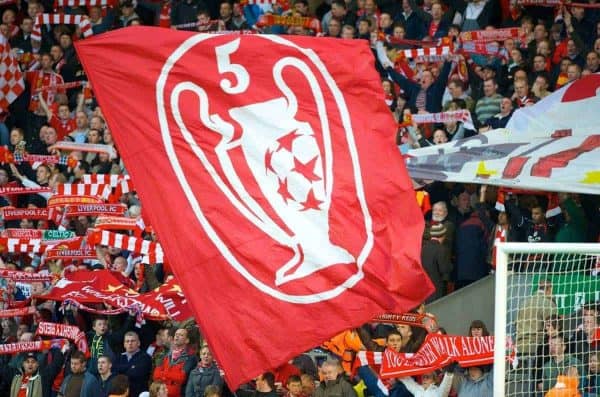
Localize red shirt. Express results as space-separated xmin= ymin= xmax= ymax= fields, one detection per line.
xmin=25 ymin=70 xmax=64 ymax=113
xmin=49 ymin=114 xmax=76 ymax=141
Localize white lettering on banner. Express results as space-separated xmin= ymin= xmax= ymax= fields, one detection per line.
xmin=79 ymin=286 xmax=161 ymax=317
xmin=155 ymin=294 xmax=181 ymax=318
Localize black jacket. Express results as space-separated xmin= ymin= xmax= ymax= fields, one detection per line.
xmin=113 ymin=350 xmax=153 ymax=397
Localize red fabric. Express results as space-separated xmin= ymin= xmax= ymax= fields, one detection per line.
xmin=49 ymin=114 xmax=76 ymax=141
xmin=75 ymin=28 xmax=433 ymax=388
xmin=274 ymin=362 xmax=301 ymax=385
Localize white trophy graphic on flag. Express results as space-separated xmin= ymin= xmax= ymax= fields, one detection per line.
xmin=170 ymin=50 xmax=354 ymax=286
xmin=159 ymin=35 xmax=373 ymax=302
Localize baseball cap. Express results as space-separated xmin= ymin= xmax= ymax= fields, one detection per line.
xmin=24 ymin=352 xmax=38 ymax=361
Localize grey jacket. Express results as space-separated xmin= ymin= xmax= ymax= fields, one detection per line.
xmin=314 ymin=376 xmax=357 ymax=397
xmin=185 ymin=363 xmax=223 ymax=397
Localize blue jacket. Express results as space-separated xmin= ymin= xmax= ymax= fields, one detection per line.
xmin=60 ymin=372 xmax=101 ymax=397
xmin=113 ymin=350 xmax=153 ymax=397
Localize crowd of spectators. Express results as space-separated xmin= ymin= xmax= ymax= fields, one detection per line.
xmin=0 ymin=0 xmax=597 ymax=396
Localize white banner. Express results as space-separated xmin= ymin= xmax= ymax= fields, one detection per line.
xmin=406 ymin=74 xmax=600 ymax=194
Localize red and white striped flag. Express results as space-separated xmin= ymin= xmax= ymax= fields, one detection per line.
xmin=0 ymin=34 xmax=24 ymax=111
xmin=55 ymin=183 xmax=112 ymax=200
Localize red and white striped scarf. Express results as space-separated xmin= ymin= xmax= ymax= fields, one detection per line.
xmin=54 ymin=0 xmax=116 ymax=6
xmin=0 ymin=339 xmax=67 ymax=355
xmin=45 ymin=246 xmax=96 ymax=260
xmin=1 ymin=207 xmax=48 ymax=220
xmin=0 ymin=237 xmax=45 ymax=254
xmin=399 ymin=44 xmax=453 ymax=59
xmin=94 ymin=216 xmax=143 ymax=232
xmin=55 ymin=183 xmax=112 ymax=200
xmin=32 ymin=14 xmax=92 ymax=43
xmin=82 ymin=174 xmax=134 ymax=196
xmin=50 ymin=142 xmax=116 ymax=158
xmin=87 ymin=229 xmax=164 ymax=263
xmin=35 ymin=322 xmax=88 ymax=354
xmin=256 ymin=14 xmax=321 ymax=32
xmin=63 ymin=203 xmax=127 ymax=217
xmin=0 ymin=269 xmax=55 ymax=282
xmin=411 ymin=109 xmax=474 ymax=129
xmin=82 ymin=173 xmax=129 ymax=187
xmin=460 ymin=27 xmax=522 ymax=42
xmin=0 ymin=306 xmax=36 ymax=317
xmin=0 ymin=186 xmax=53 ymax=195
xmin=33 ymin=80 xmax=85 ymax=94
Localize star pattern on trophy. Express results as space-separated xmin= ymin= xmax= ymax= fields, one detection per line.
xmin=264 ymin=128 xmax=324 ymax=211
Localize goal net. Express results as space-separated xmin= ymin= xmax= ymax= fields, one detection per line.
xmin=494 ymin=242 xmax=600 ymax=397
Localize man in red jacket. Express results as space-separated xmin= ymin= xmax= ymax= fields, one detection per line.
xmin=153 ymin=327 xmax=197 ymax=397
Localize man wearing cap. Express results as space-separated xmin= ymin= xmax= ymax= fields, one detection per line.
xmin=7 ymin=345 xmax=66 ymax=397
xmin=421 ymin=222 xmax=452 ymax=302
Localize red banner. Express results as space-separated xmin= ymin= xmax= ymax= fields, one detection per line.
xmin=75 ymin=27 xmax=431 ymax=387
xmin=356 ymin=334 xmax=494 ymax=378
xmin=38 ymin=270 xmax=191 ymax=322
xmin=35 ymin=322 xmax=88 ymax=354
xmin=1 ymin=207 xmax=49 ymax=220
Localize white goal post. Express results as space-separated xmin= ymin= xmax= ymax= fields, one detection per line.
xmin=494 ymin=242 xmax=600 ymax=397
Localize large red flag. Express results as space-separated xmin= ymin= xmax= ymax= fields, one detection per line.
xmin=74 ymin=27 xmax=433 ymax=387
